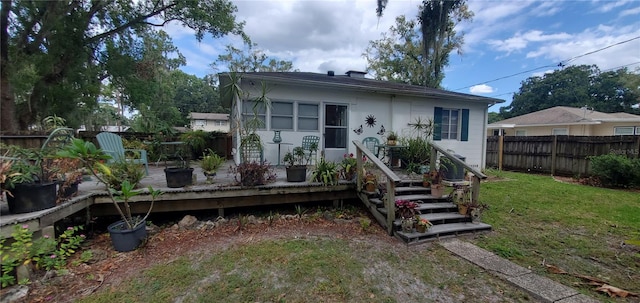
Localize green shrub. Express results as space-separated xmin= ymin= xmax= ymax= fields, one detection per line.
xmin=589 ymin=154 xmax=639 ymax=188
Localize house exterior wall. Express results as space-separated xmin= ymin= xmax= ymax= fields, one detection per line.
xmin=488 ymin=121 xmax=640 ymax=137
xmin=190 ymin=119 xmax=230 ymax=133
xmin=233 ymin=81 xmax=490 ymax=169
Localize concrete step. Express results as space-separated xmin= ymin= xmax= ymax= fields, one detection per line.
xmin=378 ymin=202 xmax=457 ymax=216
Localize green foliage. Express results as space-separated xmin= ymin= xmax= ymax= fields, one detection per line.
xmin=179 ymin=130 xmax=209 ymax=158
xmin=311 ymin=158 xmax=339 ymax=186
xmin=339 ymin=153 xmax=357 ymax=180
xmin=500 ymin=65 xmax=640 ymax=118
xmin=102 ymin=160 xmax=146 ymax=191
xmin=0 ymin=225 xmax=86 ymax=287
xmin=2 ymin=0 xmax=244 ymax=130
xmin=398 ymin=136 xmax=431 ymax=170
xmin=213 ymin=42 xmax=298 ymax=72
xmin=589 ymin=154 xmax=640 ymax=188
xmin=365 ymin=2 xmax=472 ymax=88
xmin=283 ymin=146 xmax=307 ymax=167
xmin=200 ymin=149 xmax=225 ymax=173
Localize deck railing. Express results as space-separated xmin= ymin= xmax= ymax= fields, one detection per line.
xmin=353 ymin=139 xmax=487 ymax=235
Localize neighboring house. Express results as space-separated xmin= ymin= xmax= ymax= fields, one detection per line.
xmin=220 ymin=71 xmax=504 ymax=169
xmin=188 ymin=112 xmax=230 ymax=133
xmin=488 ymin=106 xmax=640 ymax=137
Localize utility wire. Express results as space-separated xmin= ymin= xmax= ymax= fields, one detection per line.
xmin=453 ymin=35 xmax=640 ymax=92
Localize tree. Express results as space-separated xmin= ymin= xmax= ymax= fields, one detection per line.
xmin=500 ymin=65 xmax=640 ymax=118
xmin=0 ymin=0 xmax=244 ymax=131
xmin=487 ymin=112 xmax=503 ymax=124
xmin=213 ymin=42 xmax=298 ymax=72
xmin=373 ymin=0 xmax=472 ymax=88
xmin=363 ymin=16 xmax=426 ymax=85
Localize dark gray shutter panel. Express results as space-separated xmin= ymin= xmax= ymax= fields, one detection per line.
xmin=461 ymin=109 xmax=469 ymax=142
xmin=433 ymin=107 xmax=442 ymax=141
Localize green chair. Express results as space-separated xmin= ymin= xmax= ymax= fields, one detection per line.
xmin=362 ymin=137 xmax=381 ymax=158
xmin=96 ymin=132 xmax=149 ymax=175
xmin=301 ymin=135 xmax=320 ymax=164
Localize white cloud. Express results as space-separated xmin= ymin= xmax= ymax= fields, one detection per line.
xmin=487 ymin=30 xmax=571 ymax=54
xmin=619 ymin=5 xmax=640 ymax=17
xmin=531 ymin=69 xmax=556 ymax=78
xmin=470 ymin=84 xmax=494 ymax=94
xmin=594 ymin=0 xmax=631 ymax=13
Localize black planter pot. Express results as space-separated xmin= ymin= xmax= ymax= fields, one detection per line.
xmin=59 ymin=183 xmax=79 ymax=198
xmin=286 ymin=165 xmax=307 ymax=182
xmin=164 ymin=167 xmax=194 ymax=188
xmin=107 ymin=220 xmax=147 ymax=252
xmin=6 ymin=182 xmax=57 ymax=214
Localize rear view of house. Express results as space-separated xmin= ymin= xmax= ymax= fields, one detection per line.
xmin=220 ymin=71 xmax=504 ymax=169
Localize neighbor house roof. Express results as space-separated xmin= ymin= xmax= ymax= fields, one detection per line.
xmin=488 ymin=106 xmax=640 ymax=129
xmin=219 ymin=72 xmax=505 ymax=107
xmin=188 ymin=113 xmax=229 ymax=120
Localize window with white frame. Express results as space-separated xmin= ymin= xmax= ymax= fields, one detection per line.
xmin=614 ymin=126 xmax=635 ymax=135
xmin=298 ymin=103 xmax=319 ymax=131
xmin=637 ymin=127 xmax=640 ymax=135
xmin=242 ymin=100 xmax=266 ymax=130
xmin=194 ymin=120 xmax=206 ymax=127
xmin=271 ymin=101 xmax=294 ymax=130
xmin=215 ymin=120 xmax=226 ymax=126
xmin=441 ymin=108 xmax=459 ymax=140
xmin=552 ymin=128 xmax=568 ymax=135
xmin=515 ymin=130 xmax=526 ymax=136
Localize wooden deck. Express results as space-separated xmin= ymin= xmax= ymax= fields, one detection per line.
xmin=0 ymin=161 xmax=357 ymax=238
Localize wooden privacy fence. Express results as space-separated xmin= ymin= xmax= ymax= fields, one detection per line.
xmin=0 ymin=131 xmax=232 ymax=160
xmin=486 ymin=135 xmax=640 ymax=176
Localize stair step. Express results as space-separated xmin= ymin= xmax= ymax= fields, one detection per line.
xmin=378 ymin=202 xmax=457 ymax=215
xmin=390 ymin=212 xmax=467 ymax=226
xmin=394 ymin=186 xmax=430 ymax=193
xmin=395 ymin=222 xmax=492 ymax=244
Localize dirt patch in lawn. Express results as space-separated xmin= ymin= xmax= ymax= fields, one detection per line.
xmin=11 ymin=211 xmax=543 ymax=303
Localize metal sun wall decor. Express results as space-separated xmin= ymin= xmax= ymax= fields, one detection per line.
xmin=365 ymin=114 xmax=377 ymax=127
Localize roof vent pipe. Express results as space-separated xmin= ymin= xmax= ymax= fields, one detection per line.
xmin=327 ymin=71 xmax=335 ymax=76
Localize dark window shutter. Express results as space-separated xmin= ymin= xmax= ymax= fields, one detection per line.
xmin=433 ymin=107 xmax=442 ymax=141
xmin=461 ymin=109 xmax=469 ymax=142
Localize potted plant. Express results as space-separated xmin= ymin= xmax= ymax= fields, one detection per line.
xmin=163 ymin=144 xmax=194 ymax=188
xmin=58 ymin=139 xmax=162 ymax=252
xmin=386 ymin=131 xmax=398 ymax=146
xmin=179 ymin=130 xmax=209 ymax=160
xmin=340 ymin=153 xmax=357 ymax=181
xmin=200 ymin=149 xmax=225 ymax=183
xmin=52 ymin=157 xmax=84 ymax=200
xmin=3 ymin=147 xmax=58 ymax=214
xmin=310 ymin=157 xmax=339 ymax=186
xmin=416 ymin=217 xmax=433 ymax=233
xmin=395 ymin=199 xmax=419 ymax=233
xmin=422 ymin=173 xmax=431 ymax=188
xmin=363 ymin=172 xmax=377 ymax=192
xmin=429 ymin=170 xmax=445 ymax=198
xmin=283 ymin=146 xmax=308 ymax=182
xmin=229 ymin=161 xmax=276 ymax=186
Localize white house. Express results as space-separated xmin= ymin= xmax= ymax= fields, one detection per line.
xmin=188 ymin=112 xmax=230 ymax=133
xmin=488 ymin=106 xmax=640 ymax=137
xmin=220 ymin=71 xmax=504 ymax=169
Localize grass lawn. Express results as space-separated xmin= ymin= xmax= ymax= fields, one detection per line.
xmin=473 ymin=170 xmax=640 ymax=302
xmin=43 ymin=171 xmax=639 ymax=303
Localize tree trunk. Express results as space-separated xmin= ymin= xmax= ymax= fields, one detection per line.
xmin=0 ymin=0 xmax=17 ymax=132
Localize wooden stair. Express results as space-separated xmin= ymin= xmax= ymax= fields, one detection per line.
xmin=360 ymin=179 xmax=491 ymax=244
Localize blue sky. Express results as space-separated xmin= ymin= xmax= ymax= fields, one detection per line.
xmin=163 ymin=0 xmax=640 ymax=112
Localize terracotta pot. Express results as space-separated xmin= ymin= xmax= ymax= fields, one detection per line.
xmin=458 ymin=204 xmax=469 ymax=216
xmin=430 ymin=184 xmax=444 ymax=198
xmin=416 ymin=224 xmax=427 ymax=233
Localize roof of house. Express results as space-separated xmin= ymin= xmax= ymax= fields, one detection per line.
xmin=188 ymin=113 xmax=229 ymax=120
xmin=488 ymin=106 xmax=640 ymax=128
xmin=219 ymin=72 xmax=505 ymax=107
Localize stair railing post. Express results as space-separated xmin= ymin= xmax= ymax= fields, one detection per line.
xmin=356 ymin=148 xmax=363 ymax=192
xmin=386 ymin=179 xmax=396 ymax=235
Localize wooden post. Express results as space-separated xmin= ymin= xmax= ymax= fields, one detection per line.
xmin=551 ymin=135 xmax=557 ymax=175
xmin=386 ymin=180 xmax=396 ymax=235
xmin=471 ymin=176 xmax=481 ymax=204
xmin=498 ymin=135 xmax=504 ymax=170
xmin=356 ymin=148 xmax=363 ymax=192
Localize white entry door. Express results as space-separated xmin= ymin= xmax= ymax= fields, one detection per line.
xmin=323 ymin=104 xmax=348 ymax=162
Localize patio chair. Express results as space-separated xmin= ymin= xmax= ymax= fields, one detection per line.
xmin=301 ymin=135 xmax=320 ymax=164
xmin=361 ymin=137 xmax=381 ymax=158
xmin=96 ymin=132 xmax=149 ymax=175
xmin=41 ymin=127 xmax=75 ymax=152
